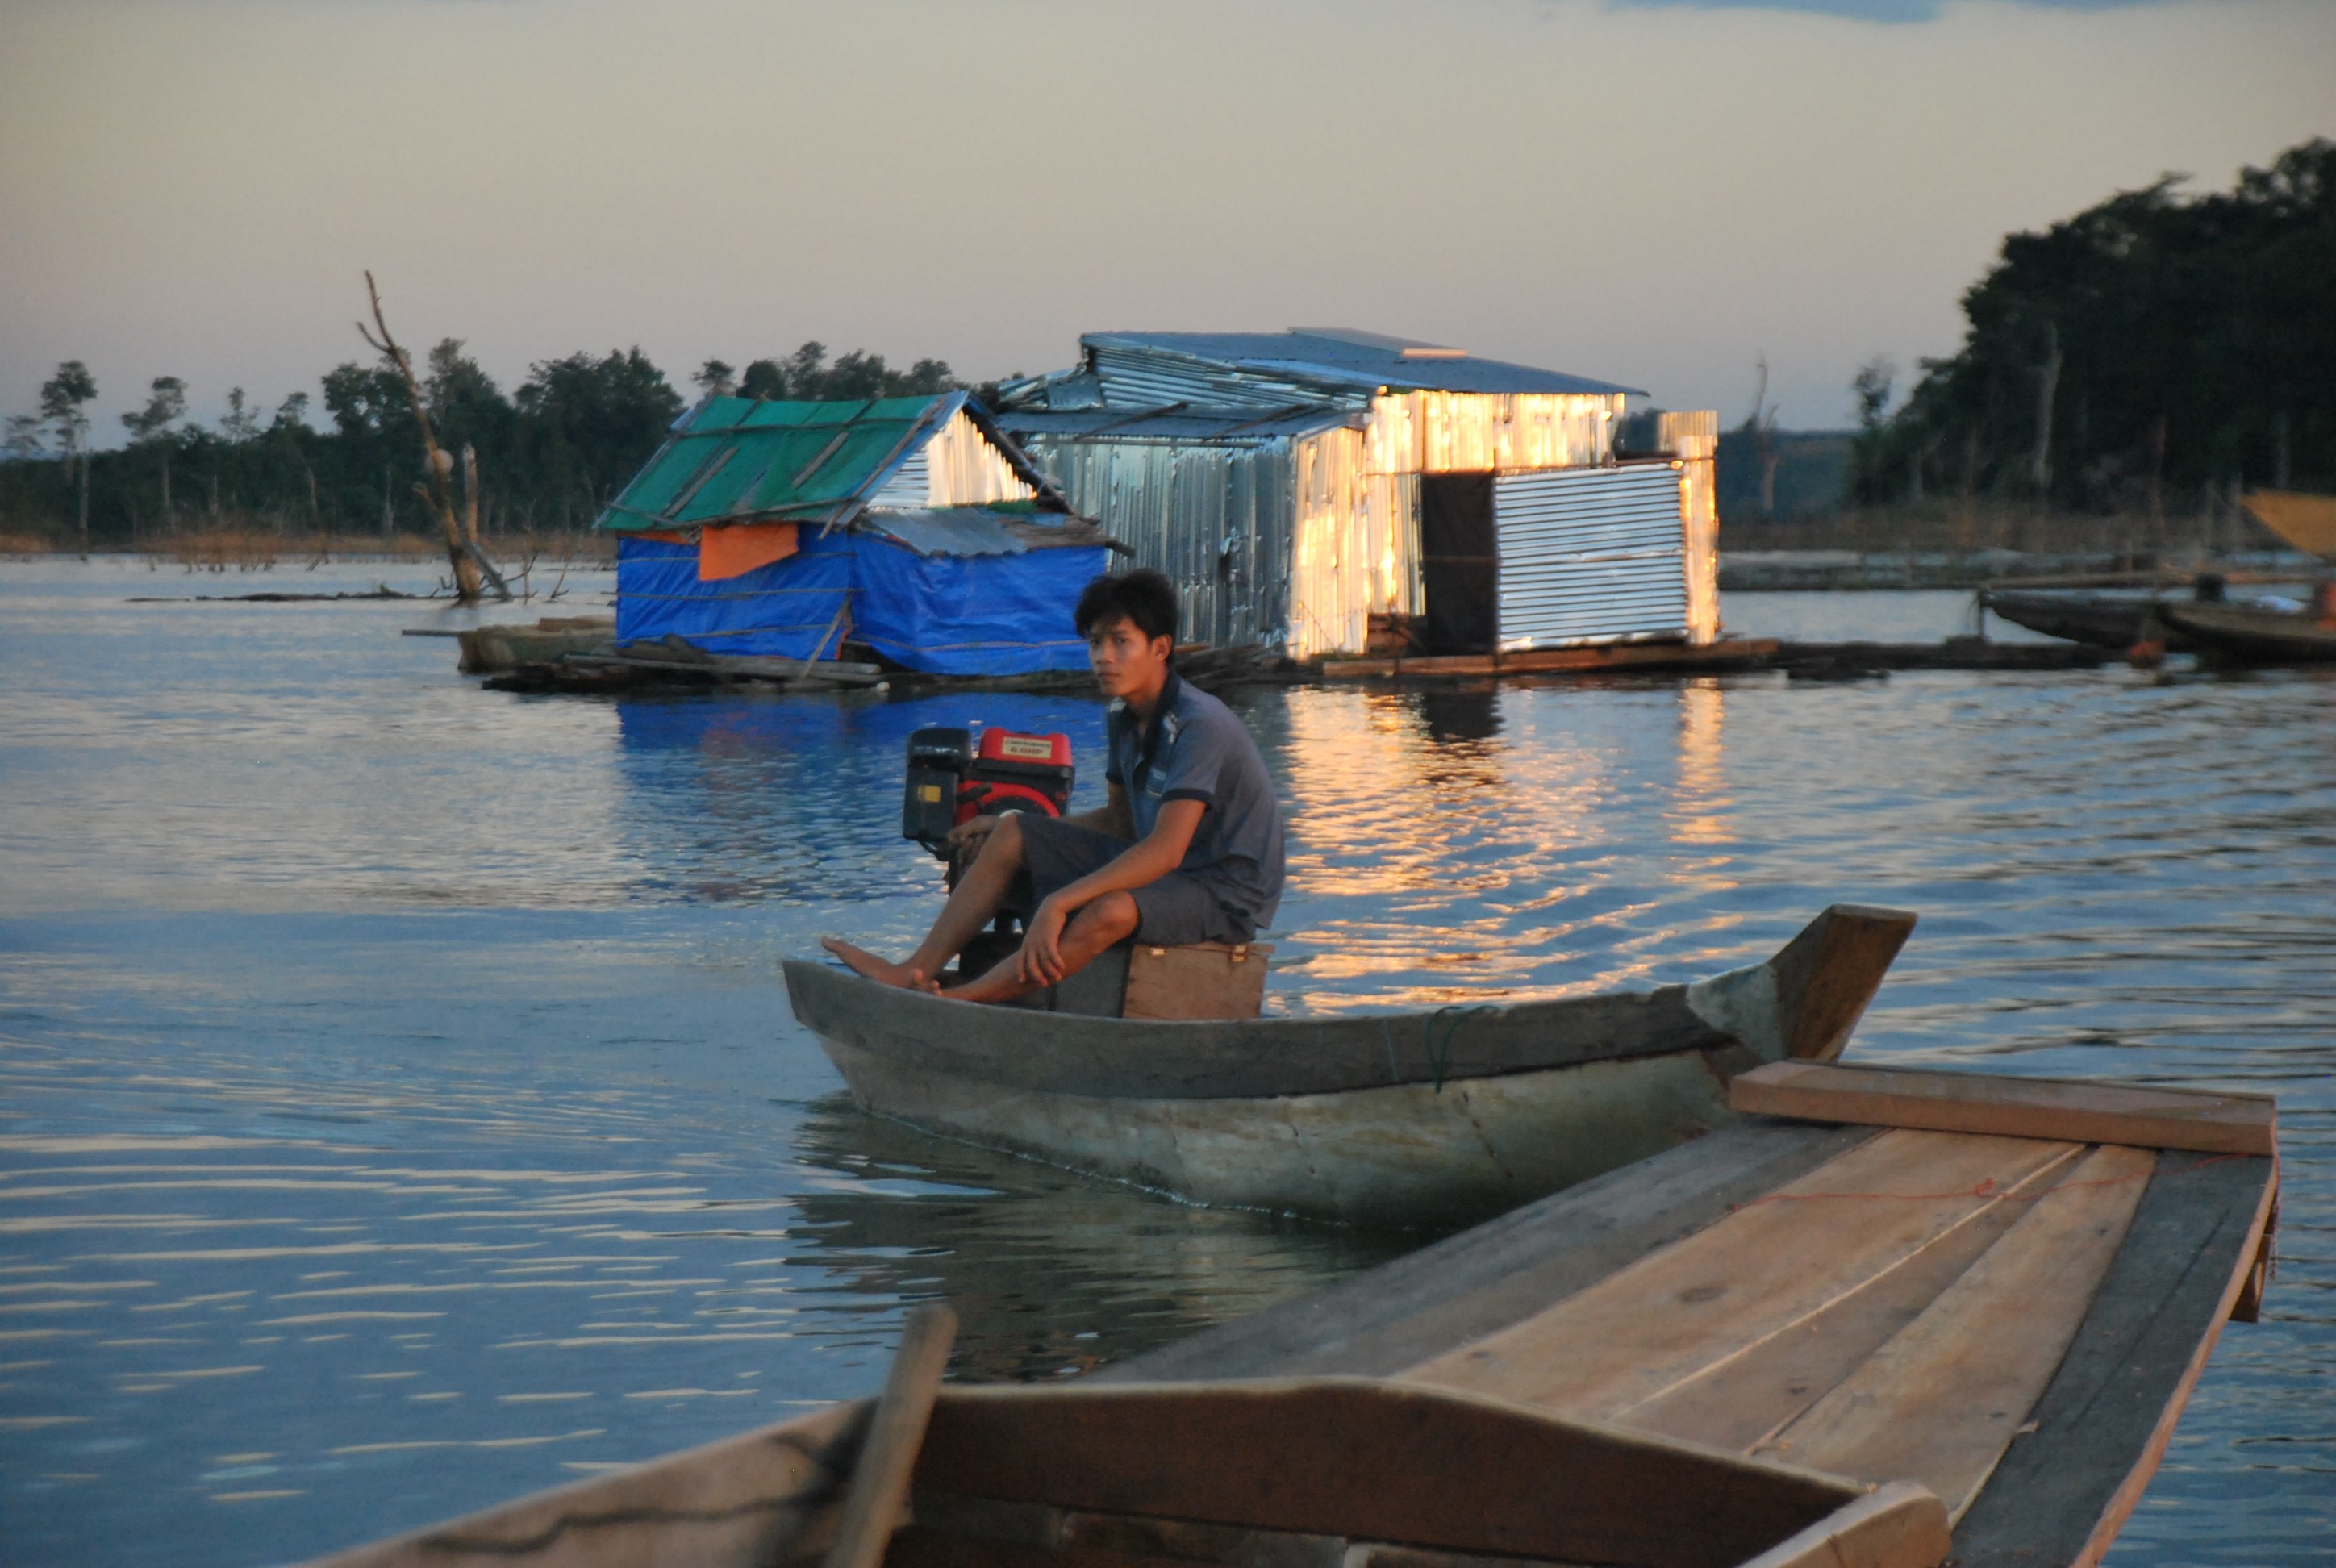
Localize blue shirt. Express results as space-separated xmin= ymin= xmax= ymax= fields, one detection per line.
xmin=1103 ymin=670 xmax=1286 ymax=928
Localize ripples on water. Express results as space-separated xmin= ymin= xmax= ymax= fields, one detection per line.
xmin=0 ymin=562 xmax=2328 ymax=1566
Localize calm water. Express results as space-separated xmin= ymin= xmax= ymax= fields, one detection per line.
xmin=1 ymin=560 xmax=2329 ymax=1566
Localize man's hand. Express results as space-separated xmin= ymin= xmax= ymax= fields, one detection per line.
xmin=1017 ymin=895 xmax=1070 ymax=987
xmin=948 ymin=814 xmax=1001 ymax=853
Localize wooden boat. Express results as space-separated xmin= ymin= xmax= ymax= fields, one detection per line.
xmin=301 ymin=1061 xmax=2280 ymax=1568
xmin=785 ymin=904 xmax=1917 ymax=1224
xmin=2157 ymin=598 xmax=2336 ymax=663
xmin=1978 ymin=589 xmax=2170 ymax=650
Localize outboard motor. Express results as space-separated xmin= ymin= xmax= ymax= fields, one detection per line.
xmin=901 ymin=726 xmax=1074 ymax=860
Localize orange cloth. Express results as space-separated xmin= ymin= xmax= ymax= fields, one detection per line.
xmin=697 ymin=522 xmax=800 ymax=582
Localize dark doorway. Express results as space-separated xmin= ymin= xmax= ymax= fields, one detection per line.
xmin=1418 ymin=474 xmax=1498 ymax=653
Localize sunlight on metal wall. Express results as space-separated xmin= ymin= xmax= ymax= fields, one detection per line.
xmin=1366 ymin=392 xmax=1624 ymax=475
xmin=868 ymin=409 xmax=1037 ymax=510
xmin=1661 ymin=411 xmax=1721 ymax=645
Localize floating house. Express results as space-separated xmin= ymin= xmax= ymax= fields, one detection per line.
xmin=596 ymin=393 xmax=1114 ymax=675
xmin=994 ymin=330 xmax=1719 ymax=661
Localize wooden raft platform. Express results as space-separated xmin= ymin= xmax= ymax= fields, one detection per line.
xmin=1322 ymin=637 xmax=1777 ymax=680
xmin=1109 ymin=1061 xmax=2280 ymax=1568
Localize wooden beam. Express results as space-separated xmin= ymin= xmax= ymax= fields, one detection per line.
xmin=1320 ymin=639 xmax=1777 ymax=680
xmin=915 ymin=1378 xmax=1860 ymax=1568
xmin=1732 ymin=1482 xmax=1950 ymax=1568
xmin=1730 ymin=1061 xmax=2276 ymax=1156
xmin=822 ymin=1303 xmax=956 ymax=1568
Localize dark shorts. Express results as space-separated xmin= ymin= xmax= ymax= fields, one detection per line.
xmin=1010 ymin=816 xmax=1258 ymax=948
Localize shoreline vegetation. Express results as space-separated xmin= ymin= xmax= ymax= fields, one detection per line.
xmin=6 ymin=137 xmax=2325 ymax=576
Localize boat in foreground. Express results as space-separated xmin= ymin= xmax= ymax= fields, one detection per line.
xmin=785 ymin=903 xmax=1917 ymax=1223
xmin=302 ymin=1061 xmax=2279 ymax=1568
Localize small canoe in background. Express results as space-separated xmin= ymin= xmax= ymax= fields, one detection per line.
xmin=1979 ymin=588 xmax=2171 ymax=650
xmin=298 ymin=1062 xmax=2279 ymax=1568
xmin=786 ymin=904 xmax=1917 ymax=1224
xmin=2158 ymin=599 xmax=2336 ymax=663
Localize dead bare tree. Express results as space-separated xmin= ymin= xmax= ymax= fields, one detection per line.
xmin=357 ymin=273 xmax=510 ymax=602
xmin=1743 ymin=355 xmax=1780 ymax=520
xmin=2027 ymin=320 xmax=2061 ymax=499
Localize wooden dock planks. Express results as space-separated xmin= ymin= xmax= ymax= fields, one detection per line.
xmin=1611 ymin=1143 xmax=2087 ymax=1452
xmin=1730 ymin=1061 xmax=2276 ymax=1156
xmin=1398 ymin=1130 xmax=2079 ymax=1420
xmin=1950 ymin=1150 xmax=2280 ymax=1568
xmin=1753 ymin=1144 xmax=2156 ymax=1518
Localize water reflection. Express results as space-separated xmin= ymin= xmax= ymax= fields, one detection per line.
xmin=786 ymin=1102 xmax=1411 ymax=1383
xmin=607 ymin=693 xmax=1116 ymax=907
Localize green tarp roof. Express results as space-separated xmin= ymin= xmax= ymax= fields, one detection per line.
xmin=596 ymin=391 xmax=1053 ymax=534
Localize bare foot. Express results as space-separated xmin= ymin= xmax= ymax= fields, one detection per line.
xmin=821 ymin=937 xmax=928 ymax=990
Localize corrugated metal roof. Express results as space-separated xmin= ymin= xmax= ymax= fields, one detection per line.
xmin=597 ymin=391 xmax=1061 ymax=533
xmin=995 ymin=404 xmax=1359 ymax=443
xmin=857 ymin=508 xmax=1114 ymax=557
xmin=1079 ymin=331 xmax=1646 ymax=399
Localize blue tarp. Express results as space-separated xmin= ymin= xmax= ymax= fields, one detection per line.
xmin=615 ymin=532 xmax=1108 ymax=674
xmin=615 ymin=532 xmax=854 ymax=658
xmin=849 ymin=536 xmax=1108 ymax=675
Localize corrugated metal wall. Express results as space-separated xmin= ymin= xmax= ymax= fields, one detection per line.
xmin=1491 ymin=465 xmax=1691 ymax=650
xmin=868 ymin=409 xmax=1036 ymax=510
xmin=1289 ymin=430 xmax=1421 ymax=659
xmin=1020 ymin=436 xmax=1296 ymax=652
xmin=1366 ymin=391 xmax=1623 ymax=474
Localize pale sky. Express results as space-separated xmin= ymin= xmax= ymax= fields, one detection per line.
xmin=2 ymin=0 xmax=2330 ymax=440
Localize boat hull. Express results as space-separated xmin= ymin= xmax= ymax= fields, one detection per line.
xmin=789 ymin=904 xmax=1917 ymax=1222
xmin=820 ymin=1036 xmax=1748 ymax=1224
xmin=2159 ymin=600 xmax=2336 ymax=662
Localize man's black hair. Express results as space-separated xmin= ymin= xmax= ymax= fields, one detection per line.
xmin=1074 ymin=569 xmax=1179 ymax=646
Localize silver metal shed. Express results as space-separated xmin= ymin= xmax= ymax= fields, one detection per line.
xmin=995 ymin=332 xmax=1717 ymax=659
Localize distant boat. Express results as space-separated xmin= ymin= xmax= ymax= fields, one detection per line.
xmin=1979 ymin=589 xmax=2170 ymax=650
xmin=2158 ymin=598 xmax=2336 ymax=663
xmin=296 ymin=1061 xmax=2280 ymax=1568
xmin=784 ymin=905 xmax=1916 ymax=1224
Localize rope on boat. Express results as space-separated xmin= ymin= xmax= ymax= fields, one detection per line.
xmin=1422 ymin=1004 xmax=1501 ymax=1094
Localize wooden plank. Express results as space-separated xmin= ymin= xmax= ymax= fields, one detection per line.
xmin=1730 ymin=1061 xmax=2276 ymax=1156
xmin=1757 ymin=1145 xmax=2155 ymax=1520
xmin=915 ymin=1378 xmax=1860 ymax=1568
xmin=823 ymin=1303 xmax=956 ymax=1568
xmin=1319 ymin=640 xmax=1776 ymax=679
xmin=1732 ymin=1483 xmax=1950 ymax=1568
xmin=1400 ymin=1130 xmax=2079 ymax=1420
xmin=1103 ymin=1120 xmax=1880 ymax=1382
xmin=1950 ymin=1153 xmax=2280 ymax=1568
xmin=1612 ymin=1144 xmax=2087 ymax=1450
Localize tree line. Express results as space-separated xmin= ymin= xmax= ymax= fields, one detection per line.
xmin=1849 ymin=136 xmax=2334 ymax=515
xmin=0 ymin=336 xmax=970 ymax=548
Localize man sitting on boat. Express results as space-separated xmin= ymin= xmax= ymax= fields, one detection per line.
xmin=823 ymin=568 xmax=1285 ymax=1003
